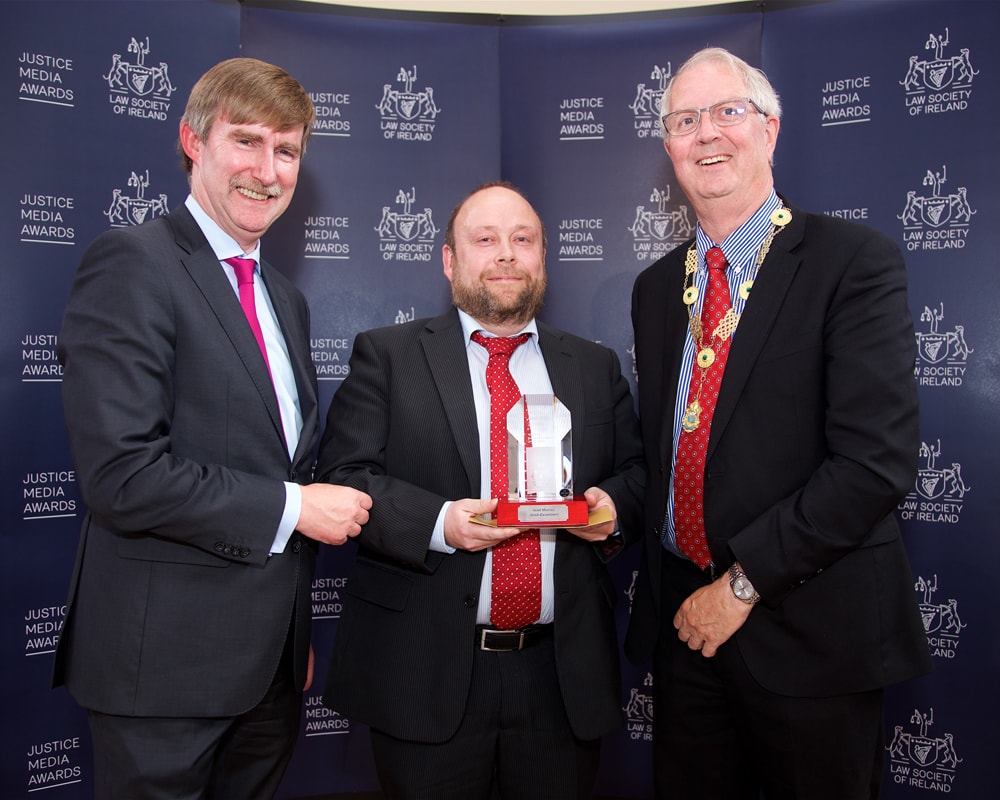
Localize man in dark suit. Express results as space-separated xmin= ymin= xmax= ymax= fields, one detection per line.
xmin=316 ymin=182 xmax=644 ymax=799
xmin=54 ymin=58 xmax=372 ymax=799
xmin=625 ymin=47 xmax=933 ymax=799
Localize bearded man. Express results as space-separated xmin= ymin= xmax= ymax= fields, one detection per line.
xmin=315 ymin=182 xmax=645 ymax=800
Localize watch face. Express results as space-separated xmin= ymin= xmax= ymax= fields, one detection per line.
xmin=733 ymin=576 xmax=754 ymax=600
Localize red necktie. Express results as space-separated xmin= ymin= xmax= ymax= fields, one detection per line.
xmin=673 ymin=247 xmax=732 ymax=569
xmin=471 ymin=331 xmax=541 ymax=630
xmin=225 ymin=256 xmax=272 ymax=376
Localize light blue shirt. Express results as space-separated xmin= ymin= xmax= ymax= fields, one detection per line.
xmin=185 ymin=195 xmax=303 ymax=555
xmin=430 ymin=308 xmax=557 ymax=625
xmin=663 ymin=191 xmax=782 ymax=560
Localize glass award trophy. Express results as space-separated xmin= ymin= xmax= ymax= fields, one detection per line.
xmin=494 ymin=394 xmax=590 ymax=527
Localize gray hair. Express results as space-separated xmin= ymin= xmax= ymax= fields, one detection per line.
xmin=660 ymin=47 xmax=782 ymax=136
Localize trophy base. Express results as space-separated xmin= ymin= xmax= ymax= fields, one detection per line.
xmin=495 ymin=496 xmax=590 ymax=527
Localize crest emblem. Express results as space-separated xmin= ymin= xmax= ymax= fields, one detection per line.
xmin=916 ymin=575 xmax=965 ymax=638
xmin=914 ymin=440 xmax=969 ymax=502
xmin=105 ymin=170 xmax=168 ymax=228
xmin=104 ymin=37 xmax=175 ymax=101
xmin=887 ymin=709 xmax=962 ymax=772
xmin=629 ymin=186 xmax=694 ymax=244
xmin=629 ymin=64 xmax=671 ymax=139
xmin=898 ymin=165 xmax=975 ymax=229
xmin=376 ymin=66 xmax=440 ymax=124
xmin=623 ymin=687 xmax=654 ymax=724
xmin=375 ymin=187 xmax=438 ymax=243
xmin=916 ymin=304 xmax=972 ymax=366
xmin=901 ymin=28 xmax=978 ymax=94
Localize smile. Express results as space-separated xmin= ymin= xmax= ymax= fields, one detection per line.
xmin=698 ymin=155 xmax=730 ymax=165
xmin=236 ymin=186 xmax=272 ymax=201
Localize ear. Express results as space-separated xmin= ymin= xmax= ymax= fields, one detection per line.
xmin=442 ymin=244 xmax=455 ymax=282
xmin=764 ymin=115 xmax=780 ymax=160
xmin=662 ymin=135 xmax=672 ymax=158
xmin=178 ymin=121 xmax=202 ymax=168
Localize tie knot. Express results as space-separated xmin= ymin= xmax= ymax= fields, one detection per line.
xmin=706 ymin=247 xmax=727 ymax=274
xmin=471 ymin=331 xmax=531 ymax=358
xmin=225 ymin=256 xmax=257 ymax=286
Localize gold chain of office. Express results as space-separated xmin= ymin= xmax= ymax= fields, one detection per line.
xmin=679 ymin=206 xmax=792 ymax=433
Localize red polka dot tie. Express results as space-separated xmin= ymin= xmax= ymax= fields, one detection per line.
xmin=673 ymin=247 xmax=731 ymax=569
xmin=471 ymin=331 xmax=541 ymax=630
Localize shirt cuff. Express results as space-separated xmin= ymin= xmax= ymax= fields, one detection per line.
xmin=429 ymin=501 xmax=456 ymax=554
xmin=271 ymin=482 xmax=302 ymax=555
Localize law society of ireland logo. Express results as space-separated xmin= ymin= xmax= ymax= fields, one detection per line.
xmin=898 ymin=165 xmax=975 ymax=251
xmin=915 ymin=574 xmax=965 ymax=661
xmin=629 ymin=64 xmax=670 ymax=139
xmin=901 ymin=28 xmax=977 ymax=116
xmin=623 ymin=672 xmax=654 ymax=743
xmin=375 ymin=187 xmax=438 ymax=262
xmin=629 ymin=185 xmax=694 ymax=262
xmin=887 ymin=708 xmax=961 ymax=792
xmin=105 ymin=37 xmax=175 ymax=120
xmin=899 ymin=439 xmax=969 ymax=525
xmin=377 ymin=65 xmax=440 ymax=141
xmin=914 ymin=303 xmax=972 ymax=388
xmin=105 ymin=170 xmax=168 ymax=228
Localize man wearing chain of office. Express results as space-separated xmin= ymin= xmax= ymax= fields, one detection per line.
xmin=625 ymin=47 xmax=932 ymax=800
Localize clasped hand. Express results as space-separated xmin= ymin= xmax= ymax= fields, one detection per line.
xmin=673 ymin=576 xmax=753 ymax=658
xmin=297 ymin=483 xmax=373 ymax=545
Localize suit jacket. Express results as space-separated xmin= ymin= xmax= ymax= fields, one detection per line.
xmin=315 ymin=309 xmax=644 ymax=742
xmin=53 ymin=204 xmax=320 ymax=717
xmin=625 ymin=202 xmax=933 ymax=696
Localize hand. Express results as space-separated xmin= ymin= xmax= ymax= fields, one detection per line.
xmin=443 ymin=498 xmax=533 ymax=552
xmin=673 ymin=575 xmax=753 ymax=658
xmin=566 ymin=486 xmax=618 ymax=542
xmin=297 ymin=483 xmax=372 ymax=545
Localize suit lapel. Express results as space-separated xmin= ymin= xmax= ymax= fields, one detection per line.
xmin=653 ymin=246 xmax=691 ymax=473
xmin=168 ymin=207 xmax=286 ymax=451
xmin=709 ymin=207 xmax=806 ymax=458
xmin=260 ymin=262 xmax=318 ymax=466
xmin=422 ymin=311 xmax=482 ymax=495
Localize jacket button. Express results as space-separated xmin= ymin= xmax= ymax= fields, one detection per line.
xmin=463 ymin=594 xmax=477 ymax=608
xmin=214 ymin=542 xmax=224 ymax=552
xmin=292 ymin=540 xmax=302 ymax=553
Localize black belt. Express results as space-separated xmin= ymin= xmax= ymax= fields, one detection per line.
xmin=476 ymin=624 xmax=552 ymax=652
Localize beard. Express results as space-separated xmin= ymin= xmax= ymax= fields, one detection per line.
xmin=450 ymin=264 xmax=547 ymax=328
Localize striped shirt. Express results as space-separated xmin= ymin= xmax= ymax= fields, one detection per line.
xmin=662 ymin=190 xmax=782 ymax=559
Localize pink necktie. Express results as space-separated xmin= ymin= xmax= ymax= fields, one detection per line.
xmin=673 ymin=247 xmax=731 ymax=569
xmin=471 ymin=331 xmax=541 ymax=630
xmin=225 ymin=256 xmax=272 ymax=376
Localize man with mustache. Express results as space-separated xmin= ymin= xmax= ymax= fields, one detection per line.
xmin=316 ymin=182 xmax=645 ymax=799
xmin=55 ymin=58 xmax=371 ymax=798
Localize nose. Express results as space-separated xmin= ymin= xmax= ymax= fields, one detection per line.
xmin=252 ymin=148 xmax=279 ymax=185
xmin=495 ymin=239 xmax=516 ymax=263
xmin=695 ymin=109 xmax=722 ymax=140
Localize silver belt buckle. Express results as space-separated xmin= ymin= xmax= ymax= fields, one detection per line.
xmin=479 ymin=628 xmax=524 ymax=651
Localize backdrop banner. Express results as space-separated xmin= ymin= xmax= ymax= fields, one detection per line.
xmin=2 ymin=0 xmax=995 ymax=797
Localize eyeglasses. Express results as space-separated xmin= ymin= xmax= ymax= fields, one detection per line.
xmin=661 ymin=98 xmax=766 ymax=137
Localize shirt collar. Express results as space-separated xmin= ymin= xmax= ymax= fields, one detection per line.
xmin=695 ymin=190 xmax=780 ymax=272
xmin=185 ymin=194 xmax=262 ymax=267
xmin=457 ymin=308 xmax=539 ymax=349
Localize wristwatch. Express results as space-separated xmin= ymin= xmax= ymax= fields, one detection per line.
xmin=728 ymin=562 xmax=760 ymax=605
